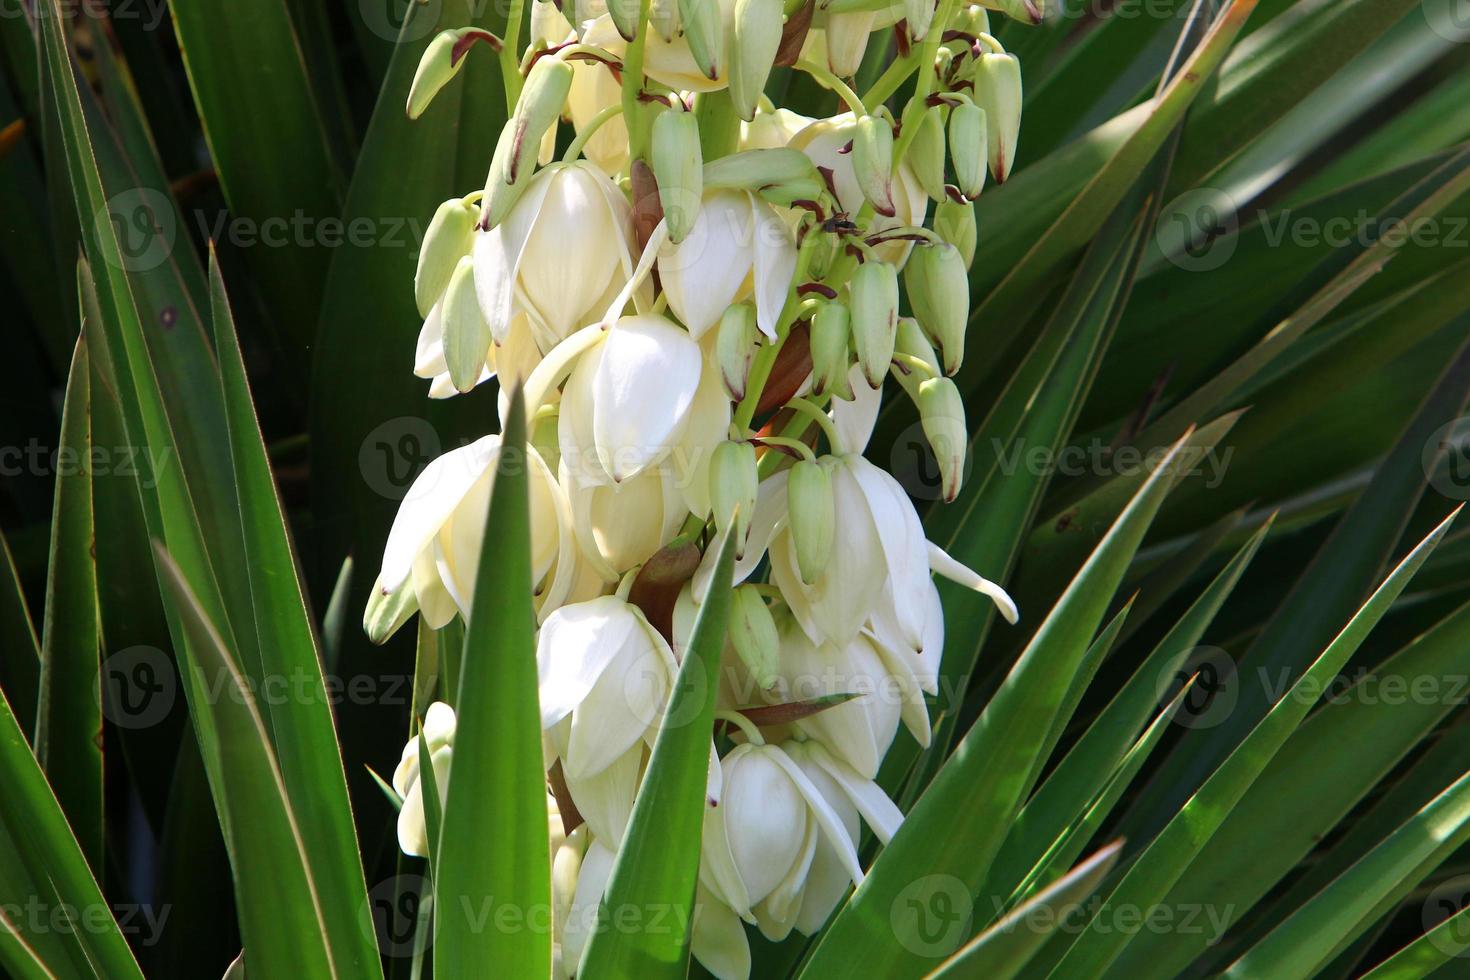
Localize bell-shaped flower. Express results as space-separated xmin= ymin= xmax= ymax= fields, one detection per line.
xmin=538 ymin=595 xmax=677 ymax=784
xmin=657 ymin=190 xmax=796 ymax=340
xmin=377 ymin=434 xmax=576 ymax=627
xmin=700 ymin=739 xmax=900 ymax=944
xmin=790 ymin=113 xmax=928 ymax=263
xmin=391 ymin=701 xmax=456 ymax=858
xmin=740 ymin=106 xmax=815 ymax=151
xmin=766 ymin=620 xmax=913 ymax=780
xmin=743 ymin=453 xmax=1014 ymax=650
xmin=473 ymin=161 xmax=642 ymax=355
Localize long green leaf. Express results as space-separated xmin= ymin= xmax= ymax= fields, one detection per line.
xmin=34 ymin=332 xmax=102 ymax=870
xmin=0 ymin=531 xmax=41 ymax=733
xmin=0 ymin=688 xmax=143 ymax=979
xmin=580 ymin=529 xmax=739 ymax=978
xmin=153 ymin=546 xmax=339 ymax=980
xmin=1360 ymin=904 xmax=1470 ymax=977
xmin=208 ymin=252 xmax=381 ymax=976
xmin=1224 ymin=766 xmax=1470 ymax=979
xmin=801 ymin=433 xmax=1191 ymax=976
xmin=433 ymin=390 xmax=551 ymax=978
xmin=1047 ymin=507 xmax=1460 ymax=977
xmin=930 ymin=842 xmax=1124 ymax=980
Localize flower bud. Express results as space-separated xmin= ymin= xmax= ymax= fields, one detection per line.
xmin=954 ymin=3 xmax=991 ymax=33
xmin=809 ymin=302 xmax=853 ymax=400
xmin=980 ymin=0 xmax=1043 ymax=24
xmin=787 ymin=459 xmax=834 ymax=585
xmin=710 ymin=440 xmax=759 ymax=550
xmin=407 ymin=28 xmax=481 ymax=120
xmin=851 ymin=114 xmax=895 ymax=216
xmin=731 ymin=0 xmax=783 ymax=121
xmin=679 ymin=0 xmax=726 ymax=81
xmin=909 ymin=107 xmax=948 ymax=202
xmin=415 ymin=197 xmax=478 ymax=317
xmin=918 ymin=376 xmax=966 ymax=501
xmin=848 ymin=260 xmax=899 ymax=387
xmin=651 ymin=109 xmax=704 ymax=242
xmin=703 ymin=148 xmax=824 ymax=207
xmin=824 ymin=10 xmax=876 ymax=77
xmin=972 ymin=52 xmax=1021 ymax=182
xmin=442 ymin=254 xmax=493 ymax=392
xmin=894 ymin=315 xmax=940 ymax=378
xmin=651 ymin=0 xmax=681 ymax=39
xmin=948 ymin=101 xmax=987 ymax=199
xmin=607 ymin=0 xmax=642 ymax=39
xmin=934 ymin=198 xmax=977 ymax=268
xmin=483 ymin=56 xmax=575 ymax=227
xmin=730 ymin=585 xmax=780 ymax=689
xmin=903 ymin=242 xmax=968 ymax=375
xmin=716 ymin=303 xmax=761 ymax=399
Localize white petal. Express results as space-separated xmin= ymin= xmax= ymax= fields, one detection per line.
xmin=593 ymin=314 xmax=703 ymax=481
xmin=756 ymin=817 xmax=817 ymax=941
xmin=806 ymin=740 xmax=904 ymax=844
xmin=692 ymin=885 xmax=753 ymax=980
xmin=566 ymin=630 xmax=671 ymax=778
xmin=379 ymin=436 xmax=500 ymax=593
xmin=829 ymin=364 xmax=881 ymax=455
xmin=536 ymin=596 xmax=640 ymax=729
xmin=776 ymin=627 xmax=896 ymax=780
xmin=700 ymin=744 xmax=755 ymax=917
xmin=928 ymin=540 xmax=1019 ymax=624
xmin=765 ymin=744 xmax=864 ymax=885
xmin=563 ymin=840 xmax=616 ymax=972
xmin=414 ymin=302 xmax=448 ymax=378
xmin=847 ymin=456 xmax=930 ymax=648
xmin=564 ymin=741 xmax=642 ymax=847
xmin=675 ymin=347 xmax=734 ymax=518
xmin=750 ymin=195 xmax=796 ymax=340
xmin=473 ymin=168 xmax=553 ymax=343
xmin=724 ymin=747 xmax=809 ymax=905
xmin=791 ymin=750 xmax=859 ymax=936
xmin=518 ymin=165 xmax=625 ymax=341
xmin=658 ymin=191 xmax=755 ymax=338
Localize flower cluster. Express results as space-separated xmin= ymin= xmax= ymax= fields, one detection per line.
xmin=374 ymin=1 xmax=1028 ymax=975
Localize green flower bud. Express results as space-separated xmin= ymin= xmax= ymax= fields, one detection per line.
xmin=895 ymin=315 xmax=940 ymax=378
xmin=848 ymin=260 xmax=899 ymax=387
xmin=703 ymin=148 xmax=825 ymax=206
xmin=679 ymin=0 xmax=726 ymax=81
xmin=364 ymin=577 xmax=419 ymax=645
xmin=407 ymin=28 xmax=481 ymax=120
xmin=415 ymin=197 xmax=478 ymax=317
xmin=788 ymin=459 xmax=834 ymax=585
xmin=934 ymin=198 xmax=978 ymax=268
xmin=910 ymin=107 xmax=948 ymax=202
xmin=954 ymin=3 xmax=991 ymax=34
xmin=979 ymin=0 xmax=1043 ymax=25
xmin=651 ymin=109 xmax=704 ymax=242
xmin=799 ymin=224 xmax=840 ymax=280
xmin=810 ymin=302 xmax=854 ymax=400
xmin=731 ymin=0 xmax=784 ymax=121
xmin=607 ymin=0 xmax=642 ymax=40
xmin=483 ymin=56 xmax=574 ymax=227
xmin=904 ymin=242 xmax=969 ymax=375
xmin=972 ymin=52 xmax=1022 ymax=182
xmin=948 ymin=101 xmax=988 ymax=200
xmin=442 ymin=255 xmax=492 ymax=393
xmin=918 ymin=376 xmax=966 ymax=501
xmin=731 ymin=585 xmax=780 ymax=689
xmin=710 ymin=440 xmax=759 ymax=550
xmin=716 ymin=303 xmax=761 ymax=399
xmin=651 ymin=0 xmax=681 ymax=40
xmin=852 ymin=113 xmax=896 ymax=216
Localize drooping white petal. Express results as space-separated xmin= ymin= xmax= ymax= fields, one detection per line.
xmin=518 ymin=165 xmax=626 ymax=341
xmin=412 ymin=547 xmax=457 ymax=629
xmin=691 ymin=885 xmax=752 ymax=980
xmin=563 ymin=740 xmax=641 ymax=848
xmin=846 ymin=456 xmax=930 ymax=649
xmin=674 ymin=346 xmax=734 ymax=518
xmin=755 ymin=817 xmax=817 ymax=942
xmin=750 ymin=194 xmax=797 ymax=340
xmin=805 ymin=740 xmax=904 ymax=844
xmin=764 ymin=744 xmax=864 ymax=885
xmin=658 ymin=191 xmax=756 ymax=338
xmin=379 ymin=436 xmax=500 ymax=593
xmin=928 ymin=540 xmax=1019 ymax=624
xmin=829 ymin=363 xmax=881 ymax=454
xmin=724 ymin=747 xmax=809 ymax=905
xmin=414 ymin=301 xmax=448 ymax=378
xmin=562 ymin=840 xmax=616 ymax=973
xmin=791 ymin=749 xmax=860 ymax=936
xmin=473 ymin=168 xmax=554 ymax=343
xmin=536 ymin=596 xmax=640 ymax=729
xmin=565 ymin=631 xmax=671 ymax=779
xmin=700 ymin=744 xmax=756 ymax=917
xmin=592 ymin=314 xmax=703 ymax=482
xmin=775 ymin=628 xmax=898 ymax=780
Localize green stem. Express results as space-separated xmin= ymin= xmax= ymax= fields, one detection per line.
xmin=500 ymin=0 xmax=527 ymax=113
xmin=757 ymin=435 xmax=818 ymax=463
xmin=794 ymin=58 xmax=868 ymax=117
xmin=562 ymin=102 xmax=626 ymax=162
xmin=715 ymin=710 xmax=766 ymax=745
xmin=893 ymin=0 xmax=961 ymax=164
xmin=786 ymin=397 xmax=844 ymax=454
xmin=620 ymin=0 xmax=653 ymax=159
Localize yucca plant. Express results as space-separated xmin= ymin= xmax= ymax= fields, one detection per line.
xmin=4 ymin=0 xmax=1470 ymax=976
